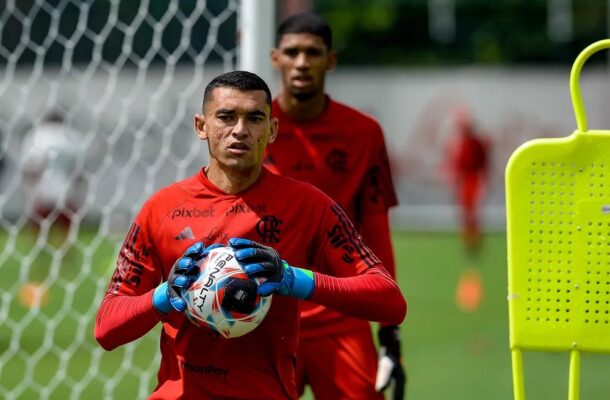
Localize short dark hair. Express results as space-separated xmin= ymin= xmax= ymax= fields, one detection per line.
xmin=276 ymin=12 xmax=332 ymax=49
xmin=44 ymin=112 xmax=64 ymax=123
xmin=202 ymin=70 xmax=272 ymax=111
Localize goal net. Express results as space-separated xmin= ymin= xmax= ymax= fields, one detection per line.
xmin=0 ymin=1 xmax=270 ymax=399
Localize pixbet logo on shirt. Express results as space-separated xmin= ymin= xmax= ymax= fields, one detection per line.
xmin=171 ymin=207 xmax=215 ymax=219
xmin=225 ymin=202 xmax=267 ymax=216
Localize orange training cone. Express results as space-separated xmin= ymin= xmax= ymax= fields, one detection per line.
xmin=455 ymin=268 xmax=482 ymax=312
xmin=19 ymin=282 xmax=50 ymax=308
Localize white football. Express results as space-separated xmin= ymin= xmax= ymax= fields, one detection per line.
xmin=183 ymin=245 xmax=272 ymax=338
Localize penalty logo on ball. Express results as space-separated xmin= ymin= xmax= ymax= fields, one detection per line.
xmin=184 ymin=246 xmax=272 ymax=338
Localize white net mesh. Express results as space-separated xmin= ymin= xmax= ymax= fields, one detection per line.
xmin=0 ymin=1 xmax=240 ymax=398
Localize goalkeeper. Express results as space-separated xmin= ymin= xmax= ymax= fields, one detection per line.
xmin=94 ymin=70 xmax=406 ymax=400
xmin=265 ymin=13 xmax=406 ymax=400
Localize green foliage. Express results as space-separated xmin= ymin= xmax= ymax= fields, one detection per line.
xmin=314 ymin=0 xmax=609 ymax=66
xmin=6 ymin=1 xmax=608 ymax=67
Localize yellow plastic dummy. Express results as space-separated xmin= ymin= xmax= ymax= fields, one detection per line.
xmin=506 ymin=39 xmax=610 ymax=400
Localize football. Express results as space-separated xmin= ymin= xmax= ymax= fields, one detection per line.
xmin=183 ymin=245 xmax=272 ymax=338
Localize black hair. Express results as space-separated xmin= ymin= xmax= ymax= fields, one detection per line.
xmin=45 ymin=111 xmax=64 ymax=123
xmin=202 ymin=70 xmax=272 ymax=111
xmin=276 ymin=12 xmax=332 ymax=49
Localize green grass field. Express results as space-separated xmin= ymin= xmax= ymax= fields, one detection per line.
xmin=1 ymin=227 xmax=610 ymax=399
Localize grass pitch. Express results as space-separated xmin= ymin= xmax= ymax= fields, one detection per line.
xmin=1 ymin=227 xmax=610 ymax=399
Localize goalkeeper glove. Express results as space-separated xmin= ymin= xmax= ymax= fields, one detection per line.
xmin=228 ymin=238 xmax=315 ymax=299
xmin=152 ymin=242 xmax=222 ymax=314
xmin=375 ymin=325 xmax=407 ymax=400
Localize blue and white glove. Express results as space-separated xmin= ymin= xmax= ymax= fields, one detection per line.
xmin=152 ymin=242 xmax=222 ymax=314
xmin=375 ymin=325 xmax=407 ymax=399
xmin=228 ymin=238 xmax=315 ymax=299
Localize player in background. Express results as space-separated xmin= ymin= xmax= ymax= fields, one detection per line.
xmin=264 ymin=13 xmax=406 ymax=400
xmin=94 ymin=71 xmax=407 ymax=400
xmin=441 ymin=107 xmax=490 ymax=252
xmin=19 ymin=112 xmax=85 ymax=307
xmin=21 ymin=112 xmax=85 ymax=232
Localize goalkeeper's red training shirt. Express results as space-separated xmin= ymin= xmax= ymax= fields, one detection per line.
xmin=94 ymin=168 xmax=405 ymax=400
xmin=265 ymin=97 xmax=399 ymax=337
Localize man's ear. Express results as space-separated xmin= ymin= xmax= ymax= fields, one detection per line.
xmin=194 ymin=113 xmax=207 ymax=140
xmin=270 ymin=48 xmax=280 ymax=70
xmin=268 ymin=117 xmax=279 ymax=144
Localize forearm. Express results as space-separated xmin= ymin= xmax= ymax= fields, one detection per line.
xmin=229 ymin=237 xmax=407 ymax=324
xmin=94 ymin=290 xmax=162 ymax=350
xmin=310 ymin=266 xmax=407 ymax=325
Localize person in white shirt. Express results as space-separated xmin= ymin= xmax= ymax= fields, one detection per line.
xmin=21 ymin=112 xmax=84 ymax=229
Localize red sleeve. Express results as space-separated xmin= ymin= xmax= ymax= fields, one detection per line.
xmin=357 ymin=124 xmax=398 ymax=278
xmin=360 ymin=212 xmax=397 ymax=279
xmin=105 ymin=204 xmax=163 ymax=296
xmin=357 ymin=124 xmax=398 ymax=214
xmin=94 ymin=291 xmax=162 ymax=350
xmin=94 ymin=200 xmax=165 ymax=350
xmin=311 ymin=267 xmax=405 ymax=326
xmin=309 ymin=202 xmax=406 ymax=325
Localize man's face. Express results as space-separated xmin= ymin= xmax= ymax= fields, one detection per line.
xmin=271 ymin=33 xmax=336 ymax=101
xmin=194 ymin=87 xmax=278 ymax=172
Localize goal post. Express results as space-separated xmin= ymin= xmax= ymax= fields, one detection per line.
xmin=238 ymin=0 xmax=275 ymax=85
xmin=0 ymin=1 xmax=274 ymax=399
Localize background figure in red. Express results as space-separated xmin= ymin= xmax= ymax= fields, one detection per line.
xmin=266 ymin=13 xmax=405 ymax=400
xmin=443 ymin=107 xmax=490 ymax=252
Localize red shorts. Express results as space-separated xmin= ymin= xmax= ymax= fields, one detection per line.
xmin=459 ymin=174 xmax=483 ymax=211
xmin=296 ymin=326 xmax=383 ymax=400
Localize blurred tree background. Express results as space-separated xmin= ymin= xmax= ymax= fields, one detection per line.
xmin=312 ymin=0 xmax=609 ymax=65
xmin=3 ymin=0 xmax=608 ymax=67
